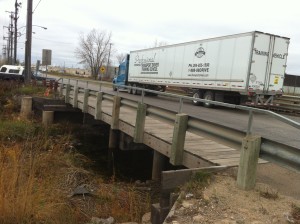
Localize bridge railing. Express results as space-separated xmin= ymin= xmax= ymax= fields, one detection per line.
xmin=58 ymin=78 xmax=300 ymax=171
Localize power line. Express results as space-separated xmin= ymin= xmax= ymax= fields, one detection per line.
xmin=32 ymin=0 xmax=42 ymax=14
xmin=32 ymin=36 xmax=76 ymax=45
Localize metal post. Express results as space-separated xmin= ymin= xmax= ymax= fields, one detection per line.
xmin=141 ymin=89 xmax=145 ymax=103
xmin=178 ymin=98 xmax=183 ymax=113
xmin=247 ymin=110 xmax=253 ymax=136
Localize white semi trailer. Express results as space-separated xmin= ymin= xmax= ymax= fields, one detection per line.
xmin=113 ymin=31 xmax=290 ymax=106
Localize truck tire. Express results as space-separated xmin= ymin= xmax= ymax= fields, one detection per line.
xmin=203 ymin=91 xmax=215 ymax=108
xmin=127 ymin=83 xmax=132 ymax=94
xmin=192 ymin=90 xmax=203 ymax=106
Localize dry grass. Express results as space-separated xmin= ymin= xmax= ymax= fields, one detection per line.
xmin=0 ymin=82 xmax=151 ymax=223
xmin=292 ymin=204 xmax=300 ymax=224
xmin=0 ymin=123 xmax=151 ymax=223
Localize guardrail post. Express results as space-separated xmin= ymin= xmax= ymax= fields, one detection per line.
xmin=20 ymin=96 xmax=32 ymax=119
xmin=59 ymin=82 xmax=63 ymax=97
xmin=82 ymin=89 xmax=89 ymax=113
xmin=65 ymin=84 xmax=70 ymax=103
xmin=94 ymin=92 xmax=103 ymax=120
xmin=73 ymin=85 xmax=79 ymax=108
xmin=170 ymin=113 xmax=188 ymax=166
xmin=237 ymin=135 xmax=261 ymax=190
xmin=111 ymin=96 xmax=121 ymax=130
xmin=133 ymin=102 xmax=147 ymax=143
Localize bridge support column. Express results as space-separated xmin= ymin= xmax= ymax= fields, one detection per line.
xmin=170 ymin=113 xmax=188 ymax=166
xmin=134 ymin=102 xmax=147 ymax=143
xmin=94 ymin=92 xmax=103 ymax=120
xmin=20 ymin=97 xmax=32 ymax=119
xmin=237 ymin=135 xmax=261 ymax=190
xmin=108 ymin=128 xmax=119 ymax=174
xmin=111 ymin=96 xmax=121 ymax=130
xmin=152 ymin=150 xmax=166 ymax=181
xmin=42 ymin=111 xmax=54 ymax=126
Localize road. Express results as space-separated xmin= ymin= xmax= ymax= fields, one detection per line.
xmin=58 ymin=77 xmax=300 ymax=150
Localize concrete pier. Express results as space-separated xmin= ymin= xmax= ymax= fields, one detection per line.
xmin=20 ymin=97 xmax=32 ymax=119
xmin=42 ymin=111 xmax=54 ymax=126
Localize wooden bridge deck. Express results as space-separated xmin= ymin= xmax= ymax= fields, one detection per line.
xmin=68 ymin=92 xmax=265 ymax=168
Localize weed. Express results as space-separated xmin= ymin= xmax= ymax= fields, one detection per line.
xmin=291 ymin=203 xmax=300 ymax=223
xmin=259 ymin=187 xmax=279 ymax=200
xmin=182 ymin=171 xmax=212 ymax=197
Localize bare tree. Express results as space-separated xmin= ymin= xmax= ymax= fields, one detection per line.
xmin=116 ymin=53 xmax=126 ymax=64
xmin=152 ymin=39 xmax=168 ymax=47
xmin=75 ymin=29 xmax=112 ymax=79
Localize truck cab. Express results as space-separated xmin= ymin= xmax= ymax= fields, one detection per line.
xmin=112 ymin=55 xmax=129 ymax=91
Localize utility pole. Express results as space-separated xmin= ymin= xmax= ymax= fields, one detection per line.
xmin=25 ymin=0 xmax=33 ymax=83
xmin=10 ymin=12 xmax=13 ymax=65
xmin=14 ymin=0 xmax=20 ymax=65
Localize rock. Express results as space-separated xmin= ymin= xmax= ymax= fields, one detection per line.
xmin=272 ymin=216 xmax=287 ymax=223
xmin=193 ymin=214 xmax=204 ymax=223
xmin=90 ymin=216 xmax=114 ymax=224
xmin=250 ymin=222 xmax=264 ymax=224
xmin=90 ymin=217 xmax=101 ymax=224
xmin=214 ymin=219 xmax=237 ymax=224
xmin=119 ymin=222 xmax=138 ymax=224
xmin=185 ymin=193 xmax=194 ymax=199
xmin=141 ymin=212 xmax=151 ymax=223
xmin=72 ymin=184 xmax=91 ymax=197
xmin=202 ymin=191 xmax=210 ymax=201
xmin=182 ymin=200 xmax=194 ymax=208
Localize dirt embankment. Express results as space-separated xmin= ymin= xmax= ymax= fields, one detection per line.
xmin=165 ymin=163 xmax=300 ymax=224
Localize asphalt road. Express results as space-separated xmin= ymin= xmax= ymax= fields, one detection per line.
xmin=59 ymin=77 xmax=300 ymax=150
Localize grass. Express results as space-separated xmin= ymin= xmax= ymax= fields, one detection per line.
xmin=0 ymin=82 xmax=151 ymax=223
xmin=181 ymin=171 xmax=212 ymax=198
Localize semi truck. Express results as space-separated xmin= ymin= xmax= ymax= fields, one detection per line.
xmin=112 ymin=31 xmax=290 ymax=107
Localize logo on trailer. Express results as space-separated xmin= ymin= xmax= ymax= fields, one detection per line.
xmin=195 ymin=46 xmax=206 ymax=58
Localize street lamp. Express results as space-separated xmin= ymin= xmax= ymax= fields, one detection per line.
xmin=18 ymin=25 xmax=47 ymax=30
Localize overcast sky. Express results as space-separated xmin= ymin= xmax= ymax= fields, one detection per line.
xmin=0 ymin=0 xmax=299 ymax=74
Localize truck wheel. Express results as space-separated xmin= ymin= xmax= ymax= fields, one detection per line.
xmin=132 ymin=83 xmax=137 ymax=95
xmin=203 ymin=91 xmax=215 ymax=108
xmin=192 ymin=91 xmax=203 ymax=106
xmin=127 ymin=83 xmax=132 ymax=94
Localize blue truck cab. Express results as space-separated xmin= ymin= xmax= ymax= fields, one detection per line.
xmin=112 ymin=54 xmax=129 ymax=91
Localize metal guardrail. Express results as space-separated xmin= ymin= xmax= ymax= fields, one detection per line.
xmin=59 ymin=78 xmax=300 ymax=171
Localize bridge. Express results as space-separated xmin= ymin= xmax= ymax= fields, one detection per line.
xmin=25 ymin=77 xmax=300 ymax=223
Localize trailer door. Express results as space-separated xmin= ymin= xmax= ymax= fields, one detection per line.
xmin=250 ymin=33 xmax=289 ymax=94
xmin=249 ymin=32 xmax=272 ymax=93
xmin=267 ymin=36 xmax=289 ymax=92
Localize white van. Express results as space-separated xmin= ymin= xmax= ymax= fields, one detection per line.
xmin=0 ymin=65 xmax=25 ymax=75
xmin=0 ymin=65 xmax=25 ymax=81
